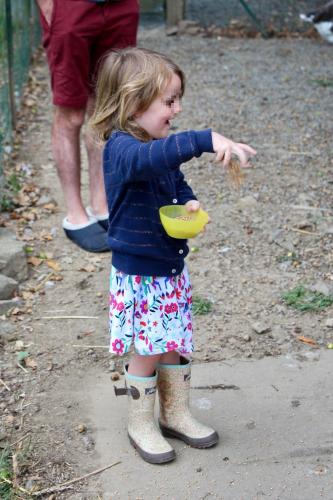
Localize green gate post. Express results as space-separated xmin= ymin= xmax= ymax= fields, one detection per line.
xmin=5 ymin=0 xmax=16 ymax=130
xmin=237 ymin=0 xmax=269 ymax=39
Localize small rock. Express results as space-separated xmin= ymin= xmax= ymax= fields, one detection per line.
xmin=165 ymin=26 xmax=178 ymax=36
xmin=82 ymin=434 xmax=95 ymax=450
xmin=0 ymin=228 xmax=28 ymax=281
xmin=44 ymin=281 xmax=55 ymax=289
xmin=243 ymin=334 xmax=251 ymax=342
xmin=109 ymin=360 xmax=116 ymax=371
xmin=291 ymin=399 xmax=301 ymax=408
xmin=309 ymin=281 xmax=333 ymax=297
xmin=110 ymin=371 xmax=120 ymax=381
xmin=25 ymin=479 xmax=35 ymax=491
xmin=36 ymin=194 xmax=56 ymax=206
xmin=77 ymin=424 xmax=87 ymax=433
xmin=0 ymin=297 xmax=22 ymax=315
xmin=246 ymin=420 xmax=256 ymax=429
xmin=0 ymin=274 xmax=19 ymax=300
xmin=0 ymin=322 xmax=17 ymax=343
xmin=251 ymin=322 xmax=271 ymax=335
xmin=325 ymin=318 xmax=333 ymax=328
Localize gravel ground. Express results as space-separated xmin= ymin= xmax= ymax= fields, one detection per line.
xmin=1 ymin=23 xmax=332 ymax=495
xmin=138 ymin=27 xmax=333 ymax=363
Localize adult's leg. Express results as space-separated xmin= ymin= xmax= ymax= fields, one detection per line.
xmin=52 ymin=105 xmax=89 ymax=225
xmin=84 ymin=97 xmax=108 ymax=218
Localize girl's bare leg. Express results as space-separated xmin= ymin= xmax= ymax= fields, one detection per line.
xmin=128 ymin=351 xmax=181 ymax=377
xmin=128 ymin=353 xmax=161 ymax=377
xmin=160 ymin=351 xmax=180 ymax=365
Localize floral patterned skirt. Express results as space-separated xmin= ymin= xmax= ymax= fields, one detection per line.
xmin=109 ymin=265 xmax=193 ymax=356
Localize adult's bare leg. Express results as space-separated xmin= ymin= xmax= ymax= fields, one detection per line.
xmin=85 ymin=97 xmax=108 ymax=217
xmin=52 ymin=105 xmax=89 ymax=225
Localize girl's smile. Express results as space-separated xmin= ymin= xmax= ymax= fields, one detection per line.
xmin=134 ymin=73 xmax=182 ymax=139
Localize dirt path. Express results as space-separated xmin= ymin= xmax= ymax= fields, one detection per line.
xmin=1 ymin=24 xmax=332 ymax=497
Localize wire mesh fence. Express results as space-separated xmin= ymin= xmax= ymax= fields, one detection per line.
xmin=186 ymin=0 xmax=325 ymax=32
xmin=0 ymin=0 xmax=40 ymax=173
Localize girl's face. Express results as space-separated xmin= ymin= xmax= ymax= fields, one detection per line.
xmin=134 ymin=73 xmax=182 ymax=139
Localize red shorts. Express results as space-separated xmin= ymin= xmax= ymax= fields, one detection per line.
xmin=40 ymin=0 xmax=139 ymax=108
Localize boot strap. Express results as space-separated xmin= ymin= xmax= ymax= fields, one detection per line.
xmin=114 ymin=385 xmax=140 ymax=400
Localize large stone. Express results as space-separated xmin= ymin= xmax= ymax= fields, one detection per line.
xmin=0 ymin=321 xmax=17 ymax=344
xmin=0 ymin=298 xmax=21 ymax=315
xmin=0 ymin=228 xmax=28 ymax=282
xmin=0 ymin=274 xmax=19 ymax=300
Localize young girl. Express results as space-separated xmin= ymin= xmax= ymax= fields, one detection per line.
xmin=90 ymin=48 xmax=256 ymax=464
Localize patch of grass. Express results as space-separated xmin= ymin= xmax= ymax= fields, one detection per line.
xmin=0 ymin=173 xmax=21 ymax=213
xmin=0 ymin=194 xmax=15 ymax=212
xmin=0 ymin=448 xmax=13 ymax=499
xmin=312 ymin=78 xmax=333 ymax=88
xmin=7 ymin=174 xmax=21 ymax=193
xmin=276 ymin=252 xmax=299 ymax=263
xmin=193 ymin=295 xmax=213 ymax=315
xmin=282 ymin=285 xmax=333 ymax=312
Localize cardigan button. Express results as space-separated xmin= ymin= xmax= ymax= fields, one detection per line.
xmin=171 ymin=268 xmax=176 ymax=274
xmin=172 ymin=198 xmax=178 ymax=204
xmin=179 ymin=249 xmax=183 ymax=254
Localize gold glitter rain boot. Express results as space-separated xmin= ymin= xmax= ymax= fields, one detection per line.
xmin=114 ymin=366 xmax=176 ymax=464
xmin=157 ymin=357 xmax=219 ymax=448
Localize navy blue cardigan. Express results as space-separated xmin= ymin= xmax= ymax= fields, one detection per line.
xmin=103 ymin=129 xmax=214 ymax=276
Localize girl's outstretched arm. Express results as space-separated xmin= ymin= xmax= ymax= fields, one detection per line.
xmin=211 ymin=132 xmax=257 ymax=167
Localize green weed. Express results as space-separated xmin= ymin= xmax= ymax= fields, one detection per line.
xmin=282 ymin=285 xmax=333 ymax=312
xmin=276 ymin=252 xmax=299 ymax=263
xmin=193 ymin=295 xmax=213 ymax=315
xmin=313 ymin=78 xmax=333 ymax=88
xmin=0 ymin=448 xmax=13 ymax=499
xmin=0 ymin=194 xmax=15 ymax=212
xmin=7 ymin=174 xmax=21 ymax=193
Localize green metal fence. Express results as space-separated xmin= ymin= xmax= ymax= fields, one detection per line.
xmin=0 ymin=0 xmax=41 ymax=173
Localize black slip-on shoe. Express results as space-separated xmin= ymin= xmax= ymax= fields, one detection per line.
xmin=96 ymin=217 xmax=109 ymax=232
xmin=63 ymin=221 xmax=110 ymax=253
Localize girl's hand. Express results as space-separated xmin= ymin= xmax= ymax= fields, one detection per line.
xmin=185 ymin=200 xmax=200 ymax=212
xmin=211 ymin=132 xmax=257 ymax=167
xmin=185 ymin=200 xmax=211 ymax=230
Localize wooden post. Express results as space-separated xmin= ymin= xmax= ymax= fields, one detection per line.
xmin=166 ymin=0 xmax=185 ymax=27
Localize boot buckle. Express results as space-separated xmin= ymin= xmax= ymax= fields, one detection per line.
xmin=114 ymin=385 xmax=140 ymax=399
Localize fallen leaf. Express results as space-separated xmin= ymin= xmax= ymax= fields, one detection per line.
xmin=27 ymin=256 xmax=43 ymax=267
xmin=297 ymin=335 xmax=318 ymax=346
xmin=41 ymin=233 xmax=53 ymax=241
xmin=10 ymin=307 xmax=23 ymax=316
xmin=46 ymin=260 xmax=61 ymax=272
xmin=79 ymin=264 xmax=96 ymax=273
xmin=42 ymin=203 xmax=57 ymax=211
xmin=25 ymin=357 xmax=38 ymax=370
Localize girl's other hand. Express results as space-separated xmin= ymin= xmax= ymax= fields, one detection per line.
xmin=211 ymin=132 xmax=257 ymax=167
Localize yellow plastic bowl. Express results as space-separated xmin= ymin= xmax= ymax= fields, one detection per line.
xmin=159 ymin=205 xmax=209 ymax=239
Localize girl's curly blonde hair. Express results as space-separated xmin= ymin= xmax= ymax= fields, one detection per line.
xmin=90 ymin=47 xmax=185 ymax=142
